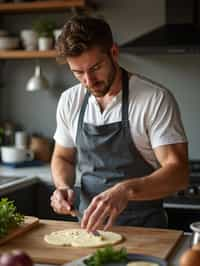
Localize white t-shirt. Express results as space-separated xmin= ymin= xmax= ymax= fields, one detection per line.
xmin=54 ymin=74 xmax=187 ymax=169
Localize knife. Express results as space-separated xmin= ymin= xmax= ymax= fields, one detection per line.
xmin=70 ymin=207 xmax=100 ymax=237
xmin=70 ymin=207 xmax=82 ymax=220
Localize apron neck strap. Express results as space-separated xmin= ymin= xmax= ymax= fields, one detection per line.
xmin=77 ymin=88 xmax=90 ymax=132
xmin=121 ymin=67 xmax=129 ymax=123
xmin=77 ymin=67 xmax=129 ymax=131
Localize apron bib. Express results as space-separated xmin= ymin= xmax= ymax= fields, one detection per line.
xmin=76 ymin=68 xmax=167 ymax=228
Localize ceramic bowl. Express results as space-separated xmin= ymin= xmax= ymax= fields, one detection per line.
xmin=0 ymin=36 xmax=19 ymax=50
xmin=0 ymin=30 xmax=8 ymax=37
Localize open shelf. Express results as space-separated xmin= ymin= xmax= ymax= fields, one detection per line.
xmin=0 ymin=0 xmax=86 ymax=13
xmin=0 ymin=50 xmax=57 ymax=59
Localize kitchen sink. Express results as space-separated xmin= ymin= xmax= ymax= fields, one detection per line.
xmin=0 ymin=176 xmax=25 ymax=186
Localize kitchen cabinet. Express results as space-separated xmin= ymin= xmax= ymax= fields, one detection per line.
xmin=2 ymin=182 xmax=38 ymax=216
xmin=165 ymin=207 xmax=200 ymax=232
xmin=0 ymin=0 xmax=95 ymax=59
xmin=2 ymin=180 xmax=80 ymax=221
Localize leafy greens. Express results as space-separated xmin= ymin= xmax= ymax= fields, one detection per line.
xmin=84 ymin=246 xmax=128 ymax=266
xmin=0 ymin=198 xmax=24 ymax=238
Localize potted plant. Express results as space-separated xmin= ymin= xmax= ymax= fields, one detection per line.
xmin=33 ymin=18 xmax=56 ymax=50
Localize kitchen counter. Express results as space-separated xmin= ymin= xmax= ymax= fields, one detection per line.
xmin=0 ymin=165 xmax=193 ymax=266
xmin=0 ymin=164 xmax=52 ymax=195
xmin=0 ymin=217 xmax=192 ymax=266
xmin=168 ymin=233 xmax=191 ymax=265
xmin=0 ymin=164 xmax=52 ymax=183
xmin=0 ymin=164 xmax=78 ymax=221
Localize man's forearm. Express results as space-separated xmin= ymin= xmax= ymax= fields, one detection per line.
xmin=120 ymin=162 xmax=189 ymax=201
xmin=51 ymin=155 xmax=75 ymax=189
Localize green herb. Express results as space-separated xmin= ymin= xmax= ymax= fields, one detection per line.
xmin=0 ymin=198 xmax=24 ymax=238
xmin=84 ymin=246 xmax=128 ymax=266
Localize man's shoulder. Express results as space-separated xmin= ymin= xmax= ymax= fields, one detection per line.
xmin=129 ymin=73 xmax=171 ymax=100
xmin=62 ymin=83 xmax=86 ymax=98
xmin=57 ymin=83 xmax=87 ymax=113
xmin=59 ymin=83 xmax=87 ymax=107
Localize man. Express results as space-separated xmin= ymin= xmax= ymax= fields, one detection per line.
xmin=50 ymin=15 xmax=189 ymax=232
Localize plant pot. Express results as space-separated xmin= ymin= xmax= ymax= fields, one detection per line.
xmin=38 ymin=37 xmax=53 ymax=51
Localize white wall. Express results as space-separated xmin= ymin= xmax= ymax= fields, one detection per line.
xmin=1 ymin=0 xmax=200 ymax=158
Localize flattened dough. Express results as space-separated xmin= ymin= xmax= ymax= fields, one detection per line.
xmin=127 ymin=262 xmax=159 ymax=266
xmin=44 ymin=229 xmax=123 ymax=248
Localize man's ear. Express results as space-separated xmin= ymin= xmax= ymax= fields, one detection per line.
xmin=110 ymin=43 xmax=119 ymax=60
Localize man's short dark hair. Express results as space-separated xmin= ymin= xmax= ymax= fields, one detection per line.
xmin=56 ymin=15 xmax=114 ymax=63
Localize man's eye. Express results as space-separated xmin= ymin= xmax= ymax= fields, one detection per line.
xmin=74 ymin=72 xmax=83 ymax=76
xmin=92 ymin=65 xmax=101 ymax=72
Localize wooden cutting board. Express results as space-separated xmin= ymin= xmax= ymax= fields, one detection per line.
xmin=0 ymin=219 xmax=183 ymax=265
xmin=0 ymin=216 xmax=39 ymax=245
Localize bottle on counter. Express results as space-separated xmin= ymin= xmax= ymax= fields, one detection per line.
xmin=29 ymin=135 xmax=52 ymax=162
xmin=15 ymin=131 xmax=28 ymax=148
xmin=3 ymin=122 xmax=15 ymax=146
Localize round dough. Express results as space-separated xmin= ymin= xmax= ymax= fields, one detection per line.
xmin=127 ymin=262 xmax=159 ymax=266
xmin=44 ymin=228 xmax=123 ymax=248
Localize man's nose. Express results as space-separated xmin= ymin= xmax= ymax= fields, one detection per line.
xmin=84 ymin=72 xmax=95 ymax=87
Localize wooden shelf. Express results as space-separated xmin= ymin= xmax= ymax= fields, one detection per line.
xmin=0 ymin=0 xmax=86 ymax=13
xmin=0 ymin=50 xmax=57 ymax=59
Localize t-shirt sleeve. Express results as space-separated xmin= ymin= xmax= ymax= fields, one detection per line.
xmin=53 ymin=92 xmax=75 ymax=148
xmin=148 ymin=88 xmax=187 ymax=148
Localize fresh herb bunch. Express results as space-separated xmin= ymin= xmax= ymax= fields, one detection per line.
xmin=0 ymin=198 xmax=24 ymax=238
xmin=84 ymin=246 xmax=128 ymax=266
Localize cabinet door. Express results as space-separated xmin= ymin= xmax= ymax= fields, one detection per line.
xmin=165 ymin=207 xmax=200 ymax=232
xmin=2 ymin=183 xmax=38 ymax=216
xmin=1 ymin=181 xmax=80 ymax=221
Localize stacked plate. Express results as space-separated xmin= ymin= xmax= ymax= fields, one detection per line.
xmin=0 ymin=36 xmax=19 ymax=50
xmin=0 ymin=30 xmax=19 ymax=50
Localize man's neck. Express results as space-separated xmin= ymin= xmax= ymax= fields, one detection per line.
xmin=96 ymin=67 xmax=122 ymax=112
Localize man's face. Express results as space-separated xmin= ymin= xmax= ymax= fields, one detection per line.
xmin=67 ymin=46 xmax=118 ymax=97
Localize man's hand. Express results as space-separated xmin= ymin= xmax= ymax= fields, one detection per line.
xmin=81 ymin=183 xmax=129 ymax=232
xmin=50 ymin=187 xmax=75 ymax=215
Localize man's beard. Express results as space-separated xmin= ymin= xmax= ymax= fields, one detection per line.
xmin=87 ymin=58 xmax=117 ymax=97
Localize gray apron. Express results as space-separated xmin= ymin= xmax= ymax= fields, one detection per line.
xmin=76 ymin=68 xmax=167 ymax=228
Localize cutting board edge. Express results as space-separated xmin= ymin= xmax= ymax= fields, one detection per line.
xmin=0 ymin=219 xmax=185 ymax=264
xmin=165 ymin=229 xmax=184 ymax=259
xmin=0 ymin=216 xmax=39 ymax=245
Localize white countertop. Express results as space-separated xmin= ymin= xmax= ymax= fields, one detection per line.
xmin=0 ymin=164 xmax=52 ymax=195
xmin=0 ymin=164 xmax=52 ymax=182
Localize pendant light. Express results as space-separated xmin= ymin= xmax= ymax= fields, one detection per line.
xmin=26 ymin=65 xmax=50 ymax=91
